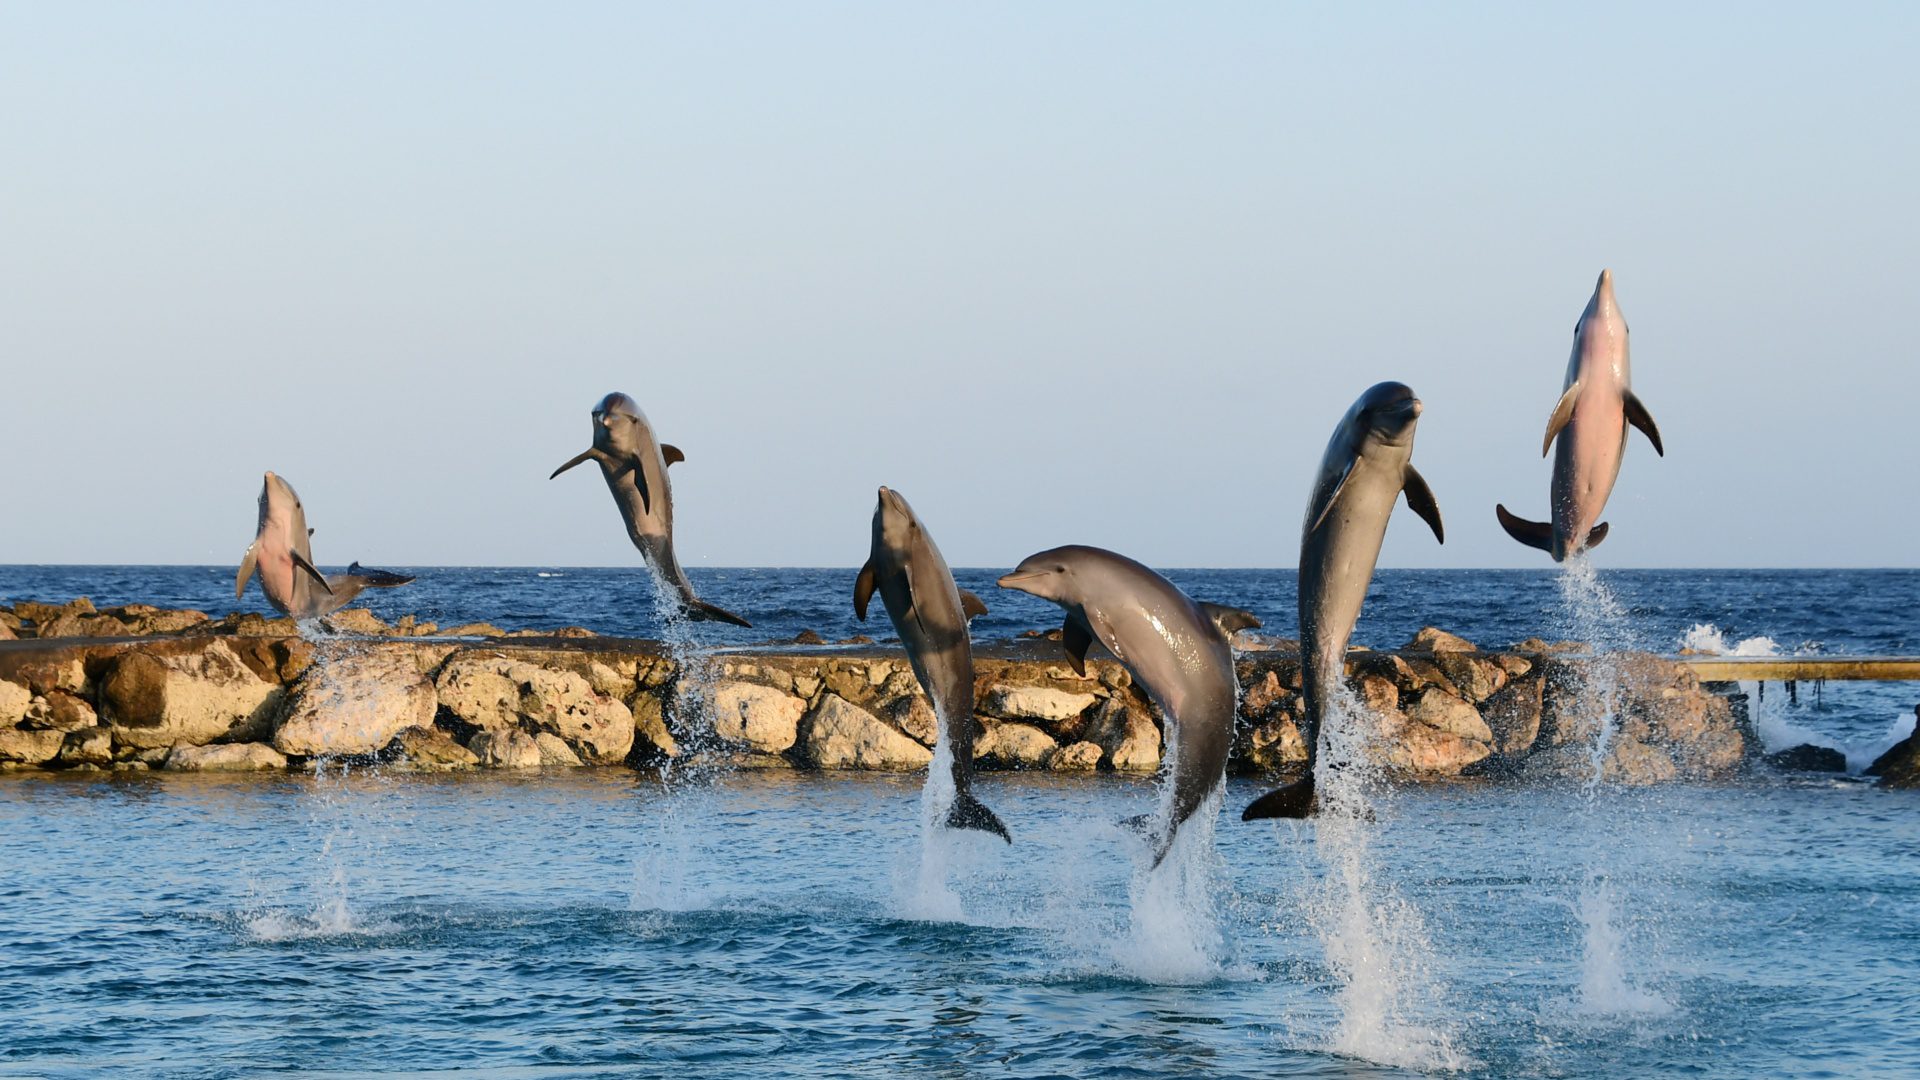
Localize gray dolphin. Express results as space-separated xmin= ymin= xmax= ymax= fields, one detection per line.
xmin=854 ymin=487 xmax=1007 ymax=842
xmin=1243 ymin=382 xmax=1443 ymax=821
xmin=235 ymin=471 xmax=416 ymax=619
xmin=1497 ymin=269 xmax=1663 ymax=561
xmin=550 ymin=392 xmax=751 ymax=628
xmin=998 ymin=546 xmax=1258 ymax=866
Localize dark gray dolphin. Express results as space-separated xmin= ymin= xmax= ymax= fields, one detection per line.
xmin=1243 ymin=382 xmax=1443 ymax=821
xmin=998 ymin=545 xmax=1258 ymax=866
xmin=1497 ymin=269 xmax=1663 ymax=561
xmin=854 ymin=486 xmax=1007 ymax=842
xmin=550 ymin=392 xmax=750 ymax=627
xmin=235 ymin=471 xmax=416 ymax=620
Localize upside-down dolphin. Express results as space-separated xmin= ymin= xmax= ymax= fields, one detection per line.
xmin=235 ymin=471 xmax=416 ymax=619
xmin=998 ymin=546 xmax=1258 ymax=866
xmin=855 ymin=487 xmax=1008 ymax=842
xmin=1497 ymin=269 xmax=1663 ymax=561
xmin=550 ymin=392 xmax=751 ymax=627
xmin=1243 ymin=382 xmax=1443 ymax=821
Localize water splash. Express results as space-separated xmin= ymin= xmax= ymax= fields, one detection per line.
xmin=241 ymin=761 xmax=401 ymax=940
xmin=1568 ymin=879 xmax=1671 ymax=1018
xmin=1110 ymin=788 xmax=1228 ymax=984
xmin=896 ymin=737 xmax=967 ymax=922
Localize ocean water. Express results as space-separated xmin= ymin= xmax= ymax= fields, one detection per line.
xmin=2 ymin=566 xmax=1918 ymax=1077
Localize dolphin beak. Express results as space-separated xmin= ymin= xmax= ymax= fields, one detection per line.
xmin=1409 ymin=397 xmax=1424 ymax=418
xmin=996 ymin=571 xmax=1046 ymax=591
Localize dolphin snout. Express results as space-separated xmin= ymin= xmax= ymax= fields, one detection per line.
xmin=996 ymin=571 xmax=1045 ymax=591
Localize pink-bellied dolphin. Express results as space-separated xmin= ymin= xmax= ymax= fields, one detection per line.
xmin=998 ymin=546 xmax=1258 ymax=866
xmin=550 ymin=392 xmax=751 ymax=628
xmin=235 ymin=472 xmax=415 ymax=619
xmin=1497 ymin=269 xmax=1663 ymax=561
xmin=855 ymin=486 xmax=1007 ymax=842
xmin=1243 ymin=382 xmax=1443 ymax=821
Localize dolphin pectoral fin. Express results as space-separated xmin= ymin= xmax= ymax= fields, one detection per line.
xmin=946 ymin=792 xmax=1011 ymax=843
xmin=1199 ymin=602 xmax=1261 ymax=638
xmin=235 ymin=544 xmax=258 ymax=599
xmin=1543 ymin=381 xmax=1582 ymax=456
xmin=854 ymin=559 xmax=877 ymax=621
xmin=661 ymin=444 xmax=685 ymax=466
xmin=1062 ymin=617 xmax=1094 ymax=677
xmin=290 ymin=550 xmax=333 ymax=594
xmin=549 ymin=448 xmax=605 ymax=480
xmin=684 ymin=598 xmax=752 ymax=628
xmin=624 ymin=454 xmax=652 ymax=514
xmin=1242 ymin=774 xmax=1316 ymax=820
xmin=1622 ymin=391 xmax=1663 ymax=456
xmin=1584 ymin=522 xmax=1610 ymax=550
xmin=308 ymin=528 xmax=315 ymax=537
xmin=958 ymin=589 xmax=989 ymax=621
xmin=1402 ymin=465 xmax=1445 ymax=544
xmin=1496 ymin=505 xmax=1555 ymax=553
xmin=1309 ymin=458 xmax=1356 ymax=534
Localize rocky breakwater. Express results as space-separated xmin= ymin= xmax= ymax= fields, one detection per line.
xmin=0 ymin=599 xmax=1756 ymax=784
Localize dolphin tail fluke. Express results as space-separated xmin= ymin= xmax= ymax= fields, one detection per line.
xmin=1242 ymin=774 xmax=1316 ymax=821
xmin=1495 ymin=505 xmax=1555 ymax=554
xmin=946 ymin=792 xmax=1012 ymax=843
xmin=342 ymin=562 xmax=416 ymax=589
xmin=685 ymin=598 xmax=753 ymax=628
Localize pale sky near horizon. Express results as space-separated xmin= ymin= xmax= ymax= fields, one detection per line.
xmin=2 ymin=3 xmax=1915 ymax=570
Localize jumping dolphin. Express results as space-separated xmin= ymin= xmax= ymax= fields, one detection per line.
xmin=998 ymin=546 xmax=1258 ymax=866
xmin=1497 ymin=269 xmax=1663 ymax=561
xmin=854 ymin=487 xmax=1008 ymax=842
xmin=550 ymin=392 xmax=751 ymax=627
xmin=1243 ymin=382 xmax=1443 ymax=821
xmin=235 ymin=471 xmax=416 ymax=619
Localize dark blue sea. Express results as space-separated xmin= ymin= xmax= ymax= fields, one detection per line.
xmin=3 ymin=566 xmax=1918 ymax=1077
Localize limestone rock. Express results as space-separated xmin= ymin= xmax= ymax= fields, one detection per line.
xmin=102 ymin=641 xmax=283 ymax=751
xmin=710 ymin=681 xmax=805 ymax=754
xmin=1764 ymin=743 xmax=1847 ymax=772
xmin=36 ymin=612 xmax=133 ymax=639
xmin=890 ymin=693 xmax=938 ymax=746
xmin=535 ymin=731 xmax=584 ymax=766
xmin=1433 ymin=652 xmax=1507 ymax=703
xmin=1084 ymin=697 xmax=1161 ymax=772
xmin=1875 ymin=733 xmax=1920 ymax=789
xmin=1386 ymin=723 xmax=1493 ymax=775
xmin=1239 ymin=669 xmax=1292 ymax=716
xmin=470 ymin=728 xmax=542 ymax=769
xmin=21 ymin=690 xmax=99 ymax=733
xmin=58 ymin=727 xmax=113 ymax=766
xmin=1480 ymin=675 xmax=1544 ymax=756
xmin=0 ymin=680 xmax=31 ymax=726
xmin=1047 ymin=740 xmax=1103 ymax=771
xmin=1239 ymin=713 xmax=1308 ymax=771
xmin=629 ymin=693 xmax=679 ymax=760
xmin=983 ymin=685 xmax=1096 ymax=724
xmin=165 ymin=742 xmax=288 ymax=771
xmin=442 ymin=622 xmax=507 ymax=638
xmin=800 ymin=693 xmax=931 ymax=770
xmin=977 ymin=722 xmax=1057 ymax=769
xmin=270 ymin=652 xmax=436 ymax=757
xmin=1866 ymin=723 xmax=1917 ymax=778
xmin=434 ymin=656 xmax=634 ymax=764
xmin=0 ymin=727 xmax=65 ymax=764
xmin=1407 ymin=627 xmax=1477 ymax=653
xmin=1404 ymin=688 xmax=1492 ymax=743
xmin=385 ymin=725 xmax=479 ymax=770
xmin=323 ymin=609 xmax=389 ymax=636
xmin=1606 ymin=738 xmax=1678 ymax=785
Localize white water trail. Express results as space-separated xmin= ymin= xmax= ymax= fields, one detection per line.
xmin=1554 ymin=556 xmax=1667 ymax=1018
xmin=1111 ymin=786 xmax=1227 ymax=985
xmin=896 ymin=736 xmax=966 ymax=922
xmin=1300 ymin=687 xmax=1467 ymax=1070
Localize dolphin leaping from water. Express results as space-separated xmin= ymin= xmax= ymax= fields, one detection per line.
xmin=235 ymin=471 xmax=415 ymax=619
xmin=1497 ymin=269 xmax=1663 ymax=562
xmin=550 ymin=392 xmax=751 ymax=628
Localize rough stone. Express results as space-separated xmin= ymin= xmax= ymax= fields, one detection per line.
xmin=889 ymin=693 xmax=938 ymax=746
xmin=434 ymin=656 xmax=634 ymax=764
xmin=57 ymin=727 xmax=113 ymax=766
xmin=982 ymin=685 xmax=1097 ymax=725
xmin=0 ymin=680 xmax=31 ymax=726
xmin=800 ymin=693 xmax=931 ymax=771
xmin=535 ymin=731 xmax=585 ymax=766
xmin=1047 ymin=740 xmax=1103 ymax=771
xmin=709 ymin=682 xmax=805 ymax=754
xmin=102 ymin=641 xmax=283 ymax=751
xmin=1404 ymin=688 xmax=1493 ymax=743
xmin=322 ymin=609 xmax=390 ymax=635
xmin=1386 ymin=723 xmax=1493 ymax=775
xmin=386 ymin=725 xmax=479 ymax=770
xmin=272 ymin=651 xmax=437 ymax=757
xmin=1764 ymin=743 xmax=1847 ymax=773
xmin=629 ymin=693 xmax=679 ymax=760
xmin=164 ymin=742 xmax=288 ymax=771
xmin=470 ymin=728 xmax=542 ymax=769
xmin=1407 ymin=627 xmax=1477 ymax=652
xmin=1432 ymin=652 xmax=1507 ymax=703
xmin=1083 ymin=697 xmax=1161 ymax=772
xmin=442 ymin=622 xmax=507 ymax=638
xmin=977 ymin=722 xmax=1057 ymax=769
xmin=1480 ymin=675 xmax=1544 ymax=756
xmin=1607 ymin=738 xmax=1679 ymax=784
xmin=0 ymin=727 xmax=66 ymax=764
xmin=21 ymin=690 xmax=99 ymax=733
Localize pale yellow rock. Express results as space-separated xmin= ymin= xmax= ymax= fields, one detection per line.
xmin=801 ymin=694 xmax=931 ymax=770
xmin=272 ymin=651 xmax=437 ymax=757
xmin=710 ymin=682 xmax=805 ymax=754
xmin=165 ymin=742 xmax=288 ymax=771
xmin=1047 ymin=740 xmax=1103 ymax=771
xmin=977 ymin=722 xmax=1057 ymax=769
xmin=983 ymin=685 xmax=1097 ymax=724
xmin=102 ymin=641 xmax=282 ymax=751
xmin=470 ymin=729 xmax=542 ymax=769
xmin=534 ymin=731 xmax=584 ymax=766
xmin=1403 ymin=688 xmax=1493 ymax=743
xmin=0 ymin=680 xmax=31 ymax=726
xmin=0 ymin=727 xmax=65 ymax=764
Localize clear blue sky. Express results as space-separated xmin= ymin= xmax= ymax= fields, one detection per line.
xmin=2 ymin=3 xmax=1914 ymax=568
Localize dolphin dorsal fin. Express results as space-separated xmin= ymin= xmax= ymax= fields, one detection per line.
xmin=1402 ymin=464 xmax=1444 ymax=543
xmin=662 ymin=444 xmax=685 ymax=466
xmin=1543 ymin=381 xmax=1582 ymax=456
xmin=1622 ymin=392 xmax=1663 ymax=456
xmin=958 ymin=589 xmax=989 ymax=621
xmin=1062 ymin=616 xmax=1094 ymax=677
xmin=1198 ymin=602 xmax=1261 ymax=640
xmin=853 ymin=559 xmax=877 ymax=621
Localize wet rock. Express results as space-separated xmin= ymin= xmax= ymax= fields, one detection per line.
xmin=1606 ymin=738 xmax=1679 ymax=784
xmin=102 ymin=640 xmax=283 ymax=751
xmin=800 ymin=693 xmax=930 ymax=771
xmin=214 ymin=612 xmax=301 ymax=637
xmin=1480 ymin=674 xmax=1544 ymax=756
xmin=1404 ymin=688 xmax=1492 ymax=743
xmin=1875 ymin=733 xmax=1920 ymax=789
xmin=629 ymin=693 xmax=679 ymax=760
xmin=385 ymin=725 xmax=479 ymax=770
xmin=113 ymin=606 xmax=212 ymax=635
xmin=164 ymin=742 xmax=288 ymax=772
xmin=1047 ymin=740 xmax=1103 ymax=771
xmin=57 ymin=728 xmax=113 ymax=766
xmin=1764 ymin=743 xmax=1847 ymax=773
xmin=889 ymin=693 xmax=938 ymax=746
xmin=1407 ymin=627 xmax=1477 ymax=653
xmin=793 ymin=629 xmax=826 ymax=645
xmin=535 ymin=732 xmax=584 ymax=766
xmin=1083 ymin=697 xmax=1161 ymax=772
xmin=977 ymin=722 xmax=1057 ymax=769
xmin=0 ymin=680 xmax=30 ymax=726
xmin=710 ymin=682 xmax=806 ymax=754
xmin=1866 ymin=719 xmax=1917 ymax=778
xmin=1433 ymin=653 xmax=1507 ymax=703
xmin=434 ymin=656 xmax=635 ymax=764
xmin=272 ymin=651 xmax=438 ymax=758
xmin=982 ymin=685 xmax=1097 ymax=725
xmin=1239 ymin=669 xmax=1292 ymax=717
xmin=0 ymin=727 xmax=65 ymax=764
xmin=1385 ymin=723 xmax=1493 ymax=775
xmin=323 ymin=609 xmax=390 ymax=636
xmin=1238 ymin=713 xmax=1308 ymax=771
xmin=21 ymin=690 xmax=100 ymax=733
xmin=470 ymin=728 xmax=542 ymax=769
